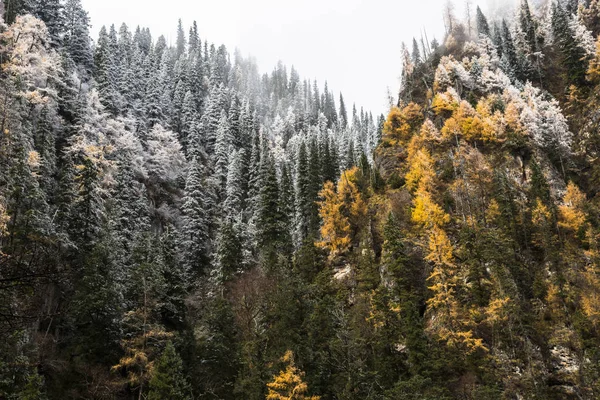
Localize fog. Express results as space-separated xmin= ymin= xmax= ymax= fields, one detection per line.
xmin=82 ymin=0 xmax=520 ymax=115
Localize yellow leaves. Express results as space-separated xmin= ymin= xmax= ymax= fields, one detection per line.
xmin=383 ymin=102 xmax=426 ymax=139
xmin=475 ymin=96 xmax=506 ymax=142
xmin=484 ymin=297 xmax=511 ymax=325
xmin=531 ymin=199 xmax=553 ymax=248
xmin=485 ymin=199 xmax=501 ymax=223
xmin=382 ymin=103 xmax=423 ymax=145
xmin=112 ymin=310 xmax=172 ymax=390
xmin=405 ymin=133 xmax=487 ymax=354
xmin=411 ymin=188 xmax=450 ymax=229
xmin=447 ymin=330 xmax=488 ymax=354
xmin=405 ymin=147 xmax=436 ymax=192
xmin=317 ymin=181 xmax=351 ymax=257
xmin=559 ymin=182 xmax=586 ymax=233
xmin=266 ymin=351 xmax=320 ymax=400
xmin=0 ymin=15 xmax=61 ymax=101
xmin=440 ymin=100 xmax=502 ymax=142
xmin=27 ymin=150 xmax=40 ymax=170
xmin=339 ymin=168 xmax=368 ymax=226
xmin=532 ymin=199 xmax=551 ymax=223
xmin=425 ymin=226 xmax=454 ymax=267
xmin=504 ymin=101 xmax=522 ymax=133
xmin=317 ymin=167 xmax=366 ymax=259
xmin=432 ymin=89 xmax=460 ymax=117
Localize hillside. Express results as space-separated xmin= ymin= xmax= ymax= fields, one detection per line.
xmin=2 ymin=0 xmax=600 ymax=399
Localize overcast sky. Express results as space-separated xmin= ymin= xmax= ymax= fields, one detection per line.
xmin=81 ymin=0 xmax=516 ymax=116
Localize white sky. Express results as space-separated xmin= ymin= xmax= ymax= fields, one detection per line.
xmin=81 ymin=0 xmax=516 ymax=116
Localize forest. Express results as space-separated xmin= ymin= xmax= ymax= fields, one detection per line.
xmin=2 ymin=0 xmax=600 ymax=399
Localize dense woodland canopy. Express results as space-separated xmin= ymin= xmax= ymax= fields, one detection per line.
xmin=3 ymin=0 xmax=600 ymax=399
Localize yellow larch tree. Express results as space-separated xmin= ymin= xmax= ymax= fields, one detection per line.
xmin=266 ymin=351 xmax=320 ymax=400
xmin=317 ymin=181 xmax=351 ymax=257
xmin=382 ymin=103 xmax=423 ymax=146
xmin=407 ymin=132 xmax=486 ymax=353
xmin=559 ymin=182 xmax=586 ymax=233
xmin=317 ymin=167 xmax=366 ymax=259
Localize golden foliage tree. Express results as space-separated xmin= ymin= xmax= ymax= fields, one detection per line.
xmin=559 ymin=182 xmax=586 ymax=233
xmin=266 ymin=351 xmax=320 ymax=400
xmin=111 ymin=310 xmax=172 ymax=397
xmin=407 ymin=132 xmax=486 ymax=353
xmin=317 ymin=181 xmax=351 ymax=257
xmin=382 ymin=103 xmax=423 ymax=145
xmin=317 ymin=167 xmax=366 ymax=258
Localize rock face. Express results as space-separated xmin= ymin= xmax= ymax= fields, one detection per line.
xmin=374 ymin=144 xmax=407 ymax=181
xmin=548 ymin=346 xmax=581 ymax=397
xmin=333 ymin=264 xmax=353 ymax=282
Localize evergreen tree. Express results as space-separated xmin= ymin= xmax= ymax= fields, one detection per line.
xmin=519 ymin=0 xmax=537 ymax=52
xmin=148 ymin=342 xmax=191 ymax=400
xmin=295 ymin=141 xmax=310 ymax=243
xmin=257 ymin=153 xmax=284 ymax=262
xmin=3 ymin=0 xmax=33 ymax=24
xmin=500 ymin=19 xmax=519 ymax=80
xmin=412 ymin=37 xmax=422 ymax=66
xmin=551 ymin=1 xmax=592 ymax=85
xmin=181 ymin=159 xmax=210 ymax=275
xmin=189 ymin=21 xmax=199 ymax=53
xmin=214 ymin=111 xmax=234 ymax=194
xmin=176 ymin=18 xmax=186 ymax=58
xmin=476 ymin=6 xmax=490 ymax=37
xmin=63 ymin=0 xmax=93 ymax=71
xmin=31 ymin=0 xmax=63 ymax=46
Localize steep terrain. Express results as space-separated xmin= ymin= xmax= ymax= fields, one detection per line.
xmin=3 ymin=0 xmax=600 ymax=399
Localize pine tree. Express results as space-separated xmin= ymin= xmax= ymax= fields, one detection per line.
xmin=306 ymin=139 xmax=322 ymax=236
xmin=181 ymin=159 xmax=210 ymax=275
xmin=95 ymin=25 xmax=123 ymax=115
xmin=31 ymin=0 xmax=63 ymax=46
xmin=257 ymin=152 xmax=284 ymax=263
xmin=148 ymin=342 xmax=191 ymax=400
xmin=3 ymin=0 xmax=33 ymax=24
xmin=224 ymin=149 xmax=246 ymax=217
xmin=295 ymin=141 xmax=310 ymax=243
xmin=551 ymin=1 xmax=585 ymax=85
xmin=412 ymin=37 xmax=422 ymax=67
xmin=176 ymin=19 xmax=186 ymax=58
xmin=476 ymin=6 xmax=490 ymax=37
xmin=63 ymin=0 xmax=93 ymax=71
xmin=519 ymin=0 xmax=537 ymax=52
xmin=201 ymin=85 xmax=227 ymax=153
xmin=215 ymin=219 xmax=244 ymax=282
xmin=144 ymin=70 xmax=168 ymax=131
xmin=72 ymin=230 xmax=124 ymax=361
xmin=279 ymin=162 xmax=294 ymax=255
xmin=180 ymin=90 xmax=197 ymax=152
xmin=214 ymin=111 xmax=233 ymax=194
xmin=500 ymin=19 xmax=519 ymax=80
xmin=189 ymin=21 xmax=199 ymax=53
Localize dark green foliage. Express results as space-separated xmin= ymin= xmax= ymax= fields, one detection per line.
xmin=551 ymin=1 xmax=591 ymax=86
xmin=148 ymin=342 xmax=191 ymax=400
xmin=63 ymin=0 xmax=93 ymax=71
xmin=476 ymin=6 xmax=490 ymax=37
xmin=5 ymin=2 xmax=600 ymax=399
xmin=72 ymin=232 xmax=124 ymax=363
